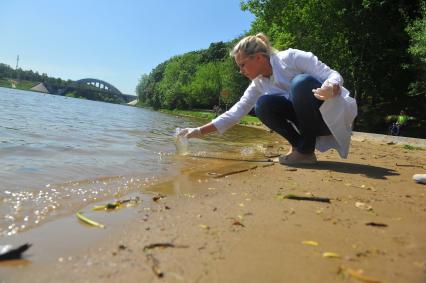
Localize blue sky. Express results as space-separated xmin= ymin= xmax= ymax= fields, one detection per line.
xmin=0 ymin=1 xmax=254 ymax=95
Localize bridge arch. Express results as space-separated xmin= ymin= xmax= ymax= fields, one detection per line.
xmin=71 ymin=78 xmax=122 ymax=95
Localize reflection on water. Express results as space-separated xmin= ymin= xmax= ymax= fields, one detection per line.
xmin=0 ymin=87 xmax=282 ymax=237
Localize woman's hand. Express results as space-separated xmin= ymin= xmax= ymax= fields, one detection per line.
xmin=177 ymin=127 xmax=202 ymax=139
xmin=312 ymin=81 xmax=340 ymax=101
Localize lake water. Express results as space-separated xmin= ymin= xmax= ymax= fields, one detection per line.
xmin=0 ymin=87 xmax=279 ymax=238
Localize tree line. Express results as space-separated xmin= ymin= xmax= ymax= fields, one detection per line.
xmin=135 ymin=0 xmax=423 ymax=137
xmin=0 ymin=63 xmax=124 ymax=104
xmin=0 ymin=63 xmax=70 ymax=92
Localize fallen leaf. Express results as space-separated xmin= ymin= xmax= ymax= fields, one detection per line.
xmin=323 ymin=252 xmax=341 ymax=258
xmin=302 ymin=240 xmax=319 ymax=246
xmin=338 ymin=266 xmax=384 ymax=283
xmin=76 ymin=211 xmax=105 ymax=228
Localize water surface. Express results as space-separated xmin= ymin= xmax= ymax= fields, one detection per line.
xmin=0 ymin=87 xmax=280 ymax=237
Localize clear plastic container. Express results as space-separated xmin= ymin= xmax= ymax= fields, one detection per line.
xmin=174 ymin=128 xmax=189 ymax=155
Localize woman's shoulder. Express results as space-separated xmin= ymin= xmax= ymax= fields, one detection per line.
xmin=275 ymin=48 xmax=305 ymax=56
xmin=273 ymin=48 xmax=307 ymax=62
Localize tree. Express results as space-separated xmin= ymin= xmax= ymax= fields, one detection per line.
xmin=186 ymin=62 xmax=221 ymax=108
xmin=241 ymin=0 xmax=423 ymax=131
xmin=157 ymin=52 xmax=202 ymax=109
xmin=407 ymin=2 xmax=426 ymax=97
xmin=218 ymin=57 xmax=250 ymax=109
xmin=200 ymin=41 xmax=229 ymax=63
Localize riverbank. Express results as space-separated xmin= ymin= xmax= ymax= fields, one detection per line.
xmin=2 ymin=131 xmax=426 ymax=283
xmin=155 ymin=108 xmax=262 ymax=127
xmin=0 ymin=78 xmax=38 ymax=91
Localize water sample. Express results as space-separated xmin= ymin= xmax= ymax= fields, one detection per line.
xmin=174 ymin=128 xmax=189 ymax=155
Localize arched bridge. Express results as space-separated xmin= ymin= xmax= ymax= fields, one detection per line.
xmin=70 ymin=78 xmax=122 ymax=95
xmin=58 ymin=78 xmax=135 ymax=103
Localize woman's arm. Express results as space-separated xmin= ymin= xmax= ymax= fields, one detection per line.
xmin=179 ymin=122 xmax=217 ymax=139
xmin=199 ymin=122 xmax=217 ymax=135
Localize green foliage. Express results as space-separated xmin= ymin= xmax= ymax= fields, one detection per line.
xmin=70 ymin=86 xmax=124 ymax=104
xmin=159 ymin=109 xmax=261 ymax=125
xmin=186 ymin=61 xmax=221 ymax=108
xmin=408 ymin=7 xmax=426 ymax=64
xmin=0 ymin=78 xmax=10 ymax=88
xmin=137 ymin=61 xmax=168 ymax=109
xmin=403 ymin=144 xmax=424 ymax=150
xmin=159 ymin=53 xmax=203 ymax=109
xmin=0 ymin=77 xmax=40 ymax=91
xmin=0 ymin=63 xmax=70 ymax=92
xmin=219 ymin=57 xmax=250 ymax=108
xmin=241 ymin=0 xmax=425 ymax=136
xmin=200 ymin=41 xmax=230 ymax=63
xmin=406 ymin=2 xmax=426 ymax=99
xmin=136 ymin=42 xmax=250 ymax=111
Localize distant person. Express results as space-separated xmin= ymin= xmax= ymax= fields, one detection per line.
xmin=178 ymin=33 xmax=357 ymax=165
xmin=386 ymin=110 xmax=415 ymax=136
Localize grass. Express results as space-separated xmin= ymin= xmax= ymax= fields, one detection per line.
xmin=0 ymin=78 xmax=38 ymax=91
xmin=0 ymin=78 xmax=13 ymax=88
xmin=159 ymin=108 xmax=262 ymax=126
xmin=403 ymin=144 xmax=424 ymax=150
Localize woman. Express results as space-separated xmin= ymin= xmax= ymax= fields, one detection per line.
xmin=178 ymin=33 xmax=357 ymax=165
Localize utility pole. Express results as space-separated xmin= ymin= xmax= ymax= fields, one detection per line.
xmin=15 ymin=55 xmax=20 ymax=70
xmin=15 ymin=55 xmax=20 ymax=82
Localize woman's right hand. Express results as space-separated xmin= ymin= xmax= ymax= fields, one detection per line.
xmin=312 ymin=81 xmax=340 ymax=100
xmin=177 ymin=127 xmax=202 ymax=139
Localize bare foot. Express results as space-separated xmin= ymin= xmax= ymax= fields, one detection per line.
xmin=279 ymin=150 xmax=317 ymax=165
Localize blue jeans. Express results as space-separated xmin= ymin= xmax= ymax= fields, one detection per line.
xmin=255 ymin=74 xmax=331 ymax=154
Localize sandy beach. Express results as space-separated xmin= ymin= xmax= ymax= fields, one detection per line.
xmin=1 ymin=132 xmax=426 ymax=283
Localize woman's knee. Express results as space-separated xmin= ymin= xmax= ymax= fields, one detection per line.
xmin=255 ymin=95 xmax=273 ymax=117
xmin=290 ymin=74 xmax=321 ymax=104
xmin=291 ymin=74 xmax=318 ymax=93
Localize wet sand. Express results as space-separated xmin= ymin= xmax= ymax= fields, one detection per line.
xmin=1 ymin=133 xmax=426 ymax=283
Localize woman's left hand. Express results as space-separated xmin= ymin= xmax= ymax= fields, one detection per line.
xmin=312 ymin=81 xmax=340 ymax=101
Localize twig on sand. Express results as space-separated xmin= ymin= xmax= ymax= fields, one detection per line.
xmin=143 ymin=242 xmax=189 ymax=278
xmin=396 ymin=163 xmax=425 ymax=168
xmin=365 ymin=222 xmax=388 ymax=228
xmin=189 ymin=154 xmax=273 ymax=163
xmin=143 ymin=243 xmax=189 ymax=251
xmin=212 ymin=166 xmax=258 ymax=178
xmin=146 ymin=254 xmax=163 ymax=278
xmin=278 ymin=193 xmax=331 ymax=203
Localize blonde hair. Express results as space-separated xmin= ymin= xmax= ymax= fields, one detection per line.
xmin=230 ymin=33 xmax=276 ymax=57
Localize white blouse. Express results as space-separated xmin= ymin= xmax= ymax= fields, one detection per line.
xmin=211 ymin=49 xmax=358 ymax=158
